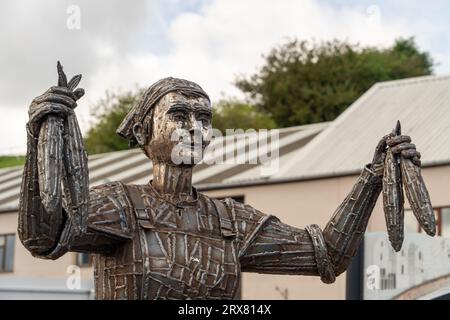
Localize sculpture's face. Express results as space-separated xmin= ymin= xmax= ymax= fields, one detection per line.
xmin=143 ymin=92 xmax=212 ymax=166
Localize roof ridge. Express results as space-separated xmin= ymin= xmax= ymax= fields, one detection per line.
xmin=376 ymin=74 xmax=450 ymax=89
xmin=273 ymin=82 xmax=380 ymax=177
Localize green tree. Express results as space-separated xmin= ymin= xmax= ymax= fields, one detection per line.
xmin=212 ymin=99 xmax=276 ymax=133
xmin=84 ymin=90 xmax=142 ymax=154
xmin=235 ymin=37 xmax=433 ymax=127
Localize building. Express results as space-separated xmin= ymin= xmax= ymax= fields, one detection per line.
xmin=1 ymin=75 xmax=450 ymax=299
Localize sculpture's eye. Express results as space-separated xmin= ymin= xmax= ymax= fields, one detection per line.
xmin=197 ymin=112 xmax=211 ymax=127
xmin=198 ymin=116 xmax=210 ymax=127
xmin=172 ymin=112 xmax=187 ymax=123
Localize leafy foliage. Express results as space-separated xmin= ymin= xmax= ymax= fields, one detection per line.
xmin=212 ymin=99 xmax=276 ymax=134
xmin=84 ymin=90 xmax=143 ymax=155
xmin=235 ymin=37 xmax=433 ymax=127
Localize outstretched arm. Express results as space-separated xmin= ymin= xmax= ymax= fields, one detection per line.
xmin=322 ymin=133 xmax=420 ymax=277
xmin=239 ymin=134 xmax=421 ymax=283
xmin=238 ymin=164 xmax=380 ymax=284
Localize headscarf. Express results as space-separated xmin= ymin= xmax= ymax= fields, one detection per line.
xmin=117 ymin=77 xmax=210 ymax=145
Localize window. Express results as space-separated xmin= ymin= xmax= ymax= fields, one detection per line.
xmin=77 ymin=253 xmax=92 ymax=267
xmin=0 ymin=234 xmax=15 ymax=272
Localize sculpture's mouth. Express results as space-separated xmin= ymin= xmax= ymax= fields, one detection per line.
xmin=172 ymin=141 xmax=205 ymax=166
xmin=172 ymin=128 xmax=210 ymax=152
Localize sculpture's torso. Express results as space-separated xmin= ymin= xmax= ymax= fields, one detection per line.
xmin=92 ymin=184 xmax=240 ymax=300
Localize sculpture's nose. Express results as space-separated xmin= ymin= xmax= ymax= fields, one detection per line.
xmin=187 ymin=114 xmax=202 ymax=133
xmin=187 ymin=115 xmax=204 ymax=148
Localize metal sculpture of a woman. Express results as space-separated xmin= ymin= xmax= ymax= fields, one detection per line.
xmin=18 ymin=63 xmax=429 ymax=299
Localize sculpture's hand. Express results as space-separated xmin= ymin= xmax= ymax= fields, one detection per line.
xmin=27 ymin=85 xmax=84 ymax=137
xmin=387 ymin=134 xmax=421 ymax=167
xmin=370 ymin=133 xmax=421 ymax=176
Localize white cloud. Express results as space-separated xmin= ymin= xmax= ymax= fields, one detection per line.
xmin=84 ymin=0 xmax=413 ymax=106
xmin=0 ymin=0 xmax=448 ymax=155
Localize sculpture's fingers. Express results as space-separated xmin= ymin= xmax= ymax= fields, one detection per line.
xmin=33 ymin=93 xmax=77 ymax=109
xmin=371 ymin=134 xmax=390 ymax=165
xmin=375 ymin=134 xmax=389 ymax=153
xmin=29 ymin=102 xmax=73 ymax=116
xmin=73 ymin=88 xmax=85 ymax=101
xmin=48 ymin=86 xmax=77 ymax=99
xmin=400 ymin=149 xmax=419 ymax=159
xmin=387 ymin=135 xmax=411 ymax=147
xmin=412 ymin=156 xmax=421 ymax=167
xmin=391 ymin=142 xmax=415 ymax=154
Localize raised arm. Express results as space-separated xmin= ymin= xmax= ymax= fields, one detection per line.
xmin=18 ymin=81 xmax=84 ymax=258
xmin=238 ymin=134 xmax=421 ymax=283
xmin=18 ymin=66 xmax=131 ymax=259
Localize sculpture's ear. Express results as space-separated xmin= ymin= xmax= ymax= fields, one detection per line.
xmin=132 ymin=122 xmax=146 ymax=146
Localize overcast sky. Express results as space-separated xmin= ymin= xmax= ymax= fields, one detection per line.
xmin=1 ymin=0 xmax=450 ymax=155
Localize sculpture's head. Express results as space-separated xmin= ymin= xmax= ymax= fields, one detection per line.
xmin=117 ymin=77 xmax=212 ymax=167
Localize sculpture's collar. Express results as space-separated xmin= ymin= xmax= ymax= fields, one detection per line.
xmin=147 ymin=179 xmax=199 ymax=208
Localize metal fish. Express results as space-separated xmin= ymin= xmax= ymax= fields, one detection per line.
xmin=37 ymin=61 xmax=88 ymax=220
xmin=61 ymin=111 xmax=89 ymax=230
xmin=37 ymin=115 xmax=64 ymax=214
xmin=382 ymin=121 xmax=404 ymax=251
xmin=400 ymin=143 xmax=436 ymax=236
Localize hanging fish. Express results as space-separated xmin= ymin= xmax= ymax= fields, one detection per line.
xmin=37 ymin=61 xmax=88 ymax=222
xmin=37 ymin=114 xmax=64 ymax=215
xmin=382 ymin=121 xmax=404 ymax=251
xmin=399 ymin=129 xmax=436 ymax=236
xmin=61 ymin=105 xmax=89 ymax=230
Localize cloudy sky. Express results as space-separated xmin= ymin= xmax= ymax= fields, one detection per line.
xmin=1 ymin=0 xmax=450 ymax=155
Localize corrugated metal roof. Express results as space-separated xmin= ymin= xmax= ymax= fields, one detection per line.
xmin=276 ymin=75 xmax=450 ymax=180
xmin=0 ymin=122 xmax=328 ymax=211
